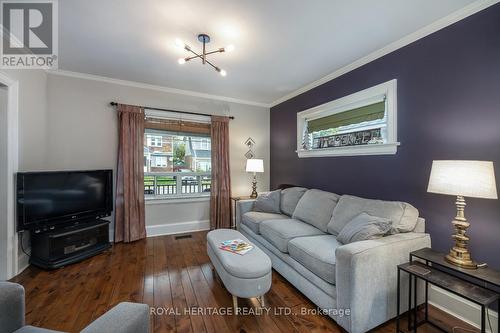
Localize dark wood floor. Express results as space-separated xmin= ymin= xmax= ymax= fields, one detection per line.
xmin=11 ymin=231 xmax=476 ymax=333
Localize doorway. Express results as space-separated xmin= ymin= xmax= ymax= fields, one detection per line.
xmin=0 ymin=73 xmax=19 ymax=280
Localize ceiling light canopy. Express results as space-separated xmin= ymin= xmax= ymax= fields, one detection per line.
xmin=176 ymin=34 xmax=233 ymax=77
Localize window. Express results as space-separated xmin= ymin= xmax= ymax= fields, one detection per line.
xmin=143 ymin=123 xmax=211 ymax=199
xmin=152 ymin=155 xmax=168 ymax=167
xmin=147 ymin=135 xmax=162 ymax=147
xmin=192 ymin=137 xmax=211 ymax=150
xmin=196 ymin=161 xmax=211 ymax=172
xmin=297 ymin=79 xmax=399 ymax=157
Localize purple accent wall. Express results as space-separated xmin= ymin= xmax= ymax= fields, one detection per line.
xmin=270 ymin=4 xmax=500 ymax=269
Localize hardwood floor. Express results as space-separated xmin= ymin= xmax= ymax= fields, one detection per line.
xmin=11 ymin=231 xmax=476 ymax=333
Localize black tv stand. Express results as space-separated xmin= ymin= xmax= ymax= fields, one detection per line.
xmin=30 ymin=219 xmax=111 ymax=269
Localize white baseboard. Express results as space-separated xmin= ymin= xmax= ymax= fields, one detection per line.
xmin=17 ymin=249 xmax=30 ymax=275
xmin=429 ymin=285 xmax=498 ymax=333
xmin=146 ymin=220 xmax=210 ymax=237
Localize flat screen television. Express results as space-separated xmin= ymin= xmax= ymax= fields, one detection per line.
xmin=16 ymin=170 xmax=113 ymax=231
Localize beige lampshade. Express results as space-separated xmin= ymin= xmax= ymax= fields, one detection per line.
xmin=246 ymin=159 xmax=264 ymax=173
xmin=427 ymin=160 xmax=498 ymax=199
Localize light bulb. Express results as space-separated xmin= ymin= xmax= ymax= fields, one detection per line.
xmin=178 ymin=58 xmax=186 ymax=65
xmin=220 ymin=69 xmax=227 ymax=77
xmin=225 ymin=44 xmax=235 ymax=52
xmin=174 ymin=38 xmax=184 ymax=49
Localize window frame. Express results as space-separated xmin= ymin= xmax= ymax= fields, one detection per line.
xmin=152 ymin=155 xmax=168 ymax=167
xmin=296 ymin=79 xmax=399 ymax=158
xmin=143 ymin=109 xmax=212 ymax=200
xmin=192 ymin=137 xmax=211 ymax=150
xmin=147 ymin=135 xmax=163 ymax=147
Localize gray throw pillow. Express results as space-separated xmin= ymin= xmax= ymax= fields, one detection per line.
xmin=254 ymin=190 xmax=281 ymax=214
xmin=292 ymin=189 xmax=340 ymax=232
xmin=327 ymin=195 xmax=419 ymax=235
xmin=337 ymin=212 xmax=392 ymax=244
xmin=280 ymin=187 xmax=308 ymax=216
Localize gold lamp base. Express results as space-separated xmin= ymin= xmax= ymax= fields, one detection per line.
xmin=445 ymin=252 xmax=478 ymax=269
xmin=445 ymin=195 xmax=479 ymax=270
xmin=249 ymin=174 xmax=258 ymax=198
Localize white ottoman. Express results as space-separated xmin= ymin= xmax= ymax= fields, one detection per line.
xmin=207 ymin=229 xmax=272 ymax=311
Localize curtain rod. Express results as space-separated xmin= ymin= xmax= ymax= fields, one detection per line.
xmin=109 ymin=102 xmax=235 ymax=120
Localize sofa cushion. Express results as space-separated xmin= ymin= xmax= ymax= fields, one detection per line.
xmin=288 ymin=235 xmax=341 ymax=284
xmin=260 ymin=219 xmax=325 ymax=253
xmin=327 ymin=195 xmax=419 ymax=235
xmin=280 ymin=187 xmax=308 ymax=216
xmin=337 ymin=212 xmax=392 ymax=244
xmin=292 ymin=189 xmax=340 ymax=232
xmin=242 ymin=211 xmax=288 ymax=234
xmin=254 ymin=190 xmax=281 ymax=214
xmin=240 ymin=224 xmax=337 ymax=298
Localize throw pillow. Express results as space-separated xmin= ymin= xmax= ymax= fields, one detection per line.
xmin=327 ymin=195 xmax=419 ymax=236
xmin=337 ymin=212 xmax=392 ymax=244
xmin=280 ymin=187 xmax=308 ymax=216
xmin=254 ymin=190 xmax=281 ymax=214
xmin=292 ymin=189 xmax=340 ymax=232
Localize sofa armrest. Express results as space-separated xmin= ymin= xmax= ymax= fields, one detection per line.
xmin=335 ymin=233 xmax=431 ymax=333
xmin=81 ymin=302 xmax=149 ymax=333
xmin=0 ymin=282 xmax=25 ymax=333
xmin=235 ymin=199 xmax=256 ymax=230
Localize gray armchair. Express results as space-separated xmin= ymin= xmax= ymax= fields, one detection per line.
xmin=0 ymin=282 xmax=149 ymax=333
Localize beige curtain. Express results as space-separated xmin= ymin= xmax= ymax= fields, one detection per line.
xmin=115 ymin=104 xmax=146 ymax=243
xmin=210 ymin=116 xmax=232 ymax=229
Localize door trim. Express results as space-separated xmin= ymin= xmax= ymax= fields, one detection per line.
xmin=0 ymin=71 xmax=19 ymax=280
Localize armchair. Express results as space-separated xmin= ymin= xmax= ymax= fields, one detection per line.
xmin=0 ymin=282 xmax=149 ymax=333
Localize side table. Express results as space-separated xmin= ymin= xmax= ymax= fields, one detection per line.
xmin=230 ymin=196 xmax=253 ymax=229
xmin=396 ymin=247 xmax=500 ymax=333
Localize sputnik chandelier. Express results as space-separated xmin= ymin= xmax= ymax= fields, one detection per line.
xmin=176 ymin=34 xmax=234 ymax=77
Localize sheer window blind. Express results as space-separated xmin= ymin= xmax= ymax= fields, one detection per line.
xmin=308 ymin=101 xmax=385 ymax=133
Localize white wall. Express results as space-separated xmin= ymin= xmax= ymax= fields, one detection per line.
xmin=0 ymin=70 xmax=48 ymax=170
xmin=146 ymin=198 xmax=211 ymax=236
xmin=45 ymin=72 xmax=270 ymax=236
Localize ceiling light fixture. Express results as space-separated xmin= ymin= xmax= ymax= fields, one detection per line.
xmin=176 ymin=34 xmax=233 ymax=77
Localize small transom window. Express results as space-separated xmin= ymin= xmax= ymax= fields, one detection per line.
xmin=297 ymin=79 xmax=399 ymax=158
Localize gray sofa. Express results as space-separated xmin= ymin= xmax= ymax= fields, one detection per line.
xmin=0 ymin=282 xmax=149 ymax=333
xmin=236 ymin=187 xmax=431 ymax=333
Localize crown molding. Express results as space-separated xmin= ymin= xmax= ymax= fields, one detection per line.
xmin=47 ymin=69 xmax=270 ymax=108
xmin=270 ymin=0 xmax=500 ymax=108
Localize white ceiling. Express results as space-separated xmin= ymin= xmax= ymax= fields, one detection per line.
xmin=59 ymin=0 xmax=477 ymax=105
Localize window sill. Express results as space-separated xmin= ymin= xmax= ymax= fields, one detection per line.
xmin=297 ymin=142 xmax=400 ymax=158
xmin=145 ymin=195 xmax=210 ymax=205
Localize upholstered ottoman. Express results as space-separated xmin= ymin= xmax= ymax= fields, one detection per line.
xmin=207 ymin=229 xmax=272 ymax=311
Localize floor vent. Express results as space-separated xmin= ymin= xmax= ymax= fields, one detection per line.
xmin=175 ymin=234 xmax=192 ymax=240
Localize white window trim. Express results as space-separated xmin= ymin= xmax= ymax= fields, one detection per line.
xmin=148 ymin=135 xmax=163 ymax=147
xmin=152 ymin=156 xmax=168 ymax=167
xmin=296 ymin=79 xmax=399 ymax=158
xmin=145 ymin=195 xmax=210 ymax=205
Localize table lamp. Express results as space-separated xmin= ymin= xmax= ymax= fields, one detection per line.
xmin=427 ymin=160 xmax=497 ymax=269
xmin=246 ymin=159 xmax=264 ymax=198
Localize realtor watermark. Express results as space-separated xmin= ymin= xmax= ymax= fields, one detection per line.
xmin=150 ymin=306 xmax=351 ymax=317
xmin=0 ymin=0 xmax=58 ymax=69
